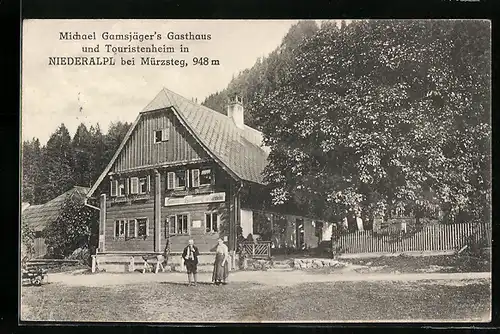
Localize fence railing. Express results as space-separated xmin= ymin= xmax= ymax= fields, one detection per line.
xmin=335 ymin=222 xmax=490 ymax=254
xmin=23 ymin=258 xmax=82 ymax=269
xmin=241 ymin=241 xmax=271 ymax=258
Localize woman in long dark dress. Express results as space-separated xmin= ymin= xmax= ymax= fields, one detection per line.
xmin=212 ymin=238 xmax=229 ymax=285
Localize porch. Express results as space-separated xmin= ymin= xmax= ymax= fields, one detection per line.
xmin=239 ymin=209 xmax=334 ymax=256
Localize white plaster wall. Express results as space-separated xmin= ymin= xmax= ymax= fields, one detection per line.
xmin=240 ymin=209 xmax=253 ymax=238
xmin=322 ymin=222 xmax=333 ymax=241
xmin=356 ymin=217 xmax=364 ymax=231
xmin=304 ymin=219 xmax=319 ymax=248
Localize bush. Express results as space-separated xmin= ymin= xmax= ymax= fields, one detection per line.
xmin=21 ymin=219 xmax=36 ymax=259
xmin=67 ymin=247 xmax=91 ymax=264
xmin=44 ymin=196 xmax=98 ymax=258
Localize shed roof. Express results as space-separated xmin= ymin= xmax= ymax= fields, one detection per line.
xmin=22 ymin=186 xmax=90 ymax=231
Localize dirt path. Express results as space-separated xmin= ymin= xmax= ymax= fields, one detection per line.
xmin=44 ymin=270 xmax=491 ymax=288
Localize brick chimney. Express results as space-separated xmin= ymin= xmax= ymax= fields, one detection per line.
xmin=227 ymin=94 xmax=244 ymax=129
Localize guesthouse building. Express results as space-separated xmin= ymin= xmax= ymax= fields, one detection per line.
xmin=87 ymin=88 xmax=328 ymax=270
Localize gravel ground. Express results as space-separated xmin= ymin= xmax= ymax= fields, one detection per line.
xmin=39 ymin=269 xmax=491 ymax=287
xmin=20 ymin=269 xmax=491 ymax=322
xmin=21 ymin=276 xmax=491 ymax=322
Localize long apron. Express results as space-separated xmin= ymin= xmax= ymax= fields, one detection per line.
xmin=212 ymin=253 xmax=229 ymax=282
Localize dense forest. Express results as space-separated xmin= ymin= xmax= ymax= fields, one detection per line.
xmin=22 ymin=122 xmax=131 ymax=204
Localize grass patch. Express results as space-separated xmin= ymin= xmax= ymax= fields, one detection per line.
xmin=345 ymin=254 xmax=490 ymax=273
xmin=21 ymin=278 xmax=490 ymax=322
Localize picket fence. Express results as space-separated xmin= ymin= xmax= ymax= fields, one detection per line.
xmin=336 ymin=222 xmax=490 ymax=254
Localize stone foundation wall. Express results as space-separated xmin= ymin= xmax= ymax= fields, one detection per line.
xmin=237 ymin=257 xmax=347 ymax=271
xmin=94 ymin=252 xmax=235 ymax=273
xmin=292 ymin=258 xmax=346 ymax=269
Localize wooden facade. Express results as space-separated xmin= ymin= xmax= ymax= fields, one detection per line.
xmin=92 ymin=105 xmax=242 ymax=255
xmin=112 ymin=110 xmax=208 ymax=173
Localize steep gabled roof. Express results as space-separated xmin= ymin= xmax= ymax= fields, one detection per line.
xmin=22 ymin=186 xmax=90 ymax=231
xmin=88 ymin=88 xmax=270 ymax=197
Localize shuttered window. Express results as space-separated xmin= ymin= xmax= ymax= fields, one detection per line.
xmin=167 ymin=172 xmax=175 ymax=190
xmin=147 ymin=175 xmax=151 ymax=192
xmin=124 ymin=220 xmax=129 ymax=238
xmin=118 ymin=180 xmax=126 ymax=197
xmin=110 ymin=180 xmax=118 ymax=197
xmin=168 ymin=216 xmax=175 ymax=235
xmin=130 ymin=177 xmax=139 ymax=194
xmin=139 ymin=177 xmax=148 ymax=194
xmin=137 ymin=218 xmax=148 ymax=237
xmin=129 ymin=219 xmax=137 ymax=238
xmin=154 ymin=129 xmax=169 ymax=143
xmin=114 ymin=220 xmax=126 ymax=238
xmin=168 ymin=215 xmax=189 ymax=235
xmin=175 ymin=171 xmax=186 ymax=188
xmin=164 ymin=219 xmax=170 ymax=238
xmin=124 ymin=178 xmax=129 ymax=195
xmin=205 ymin=213 xmax=219 ymax=233
xmin=200 ymin=168 xmax=212 ymax=186
xmin=191 ymin=169 xmax=200 ymax=188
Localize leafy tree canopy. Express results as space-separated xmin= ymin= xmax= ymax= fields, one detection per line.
xmin=253 ymin=20 xmax=490 ymax=224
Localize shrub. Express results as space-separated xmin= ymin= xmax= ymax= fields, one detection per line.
xmin=44 ymin=196 xmax=98 ymax=259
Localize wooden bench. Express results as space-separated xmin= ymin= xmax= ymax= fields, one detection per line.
xmin=141 ymin=255 xmax=167 ymax=274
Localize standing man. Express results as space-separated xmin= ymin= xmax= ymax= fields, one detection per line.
xmin=182 ymin=239 xmax=199 ymax=286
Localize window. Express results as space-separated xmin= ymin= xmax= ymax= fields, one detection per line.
xmin=114 ymin=220 xmax=126 ymax=238
xmin=191 ymin=169 xmax=200 ymax=188
xmin=130 ymin=177 xmax=139 ymax=194
xmin=137 ymin=218 xmax=148 ymax=237
xmin=167 ymin=172 xmax=175 ymax=190
xmin=128 ymin=176 xmax=150 ymax=195
xmin=139 ymin=177 xmax=148 ymax=194
xmin=128 ymin=219 xmax=136 ymax=237
xmin=118 ymin=179 xmax=126 ymax=197
xmin=200 ymin=168 xmax=212 ymax=186
xmin=167 ymin=170 xmax=188 ymax=190
xmin=154 ymin=129 xmax=169 ymax=143
xmin=168 ymin=214 xmax=189 ymax=235
xmin=176 ymin=171 xmax=187 ymax=188
xmin=110 ymin=180 xmax=117 ymax=196
xmin=164 ymin=220 xmax=169 ymax=238
xmin=205 ymin=213 xmax=219 ymax=233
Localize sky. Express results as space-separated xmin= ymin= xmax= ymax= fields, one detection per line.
xmin=21 ymin=19 xmax=304 ymax=144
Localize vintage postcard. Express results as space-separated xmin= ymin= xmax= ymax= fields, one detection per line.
xmin=20 ymin=19 xmax=492 ymax=323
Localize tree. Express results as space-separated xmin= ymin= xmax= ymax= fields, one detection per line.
xmin=72 ymin=123 xmax=93 ymax=187
xmin=44 ymin=195 xmax=99 ymax=259
xmin=38 ymin=124 xmax=75 ymax=202
xmin=88 ymin=124 xmax=106 ymax=185
xmin=21 ymin=218 xmax=36 ymax=259
xmin=201 ymin=20 xmax=319 ymax=130
xmin=21 ymin=138 xmax=42 ymax=204
xmin=253 ymin=20 xmax=491 ymax=225
xmin=103 ymin=121 xmax=131 ymax=168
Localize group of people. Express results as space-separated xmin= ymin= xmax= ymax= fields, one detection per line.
xmin=181 ymin=238 xmax=229 ymax=286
